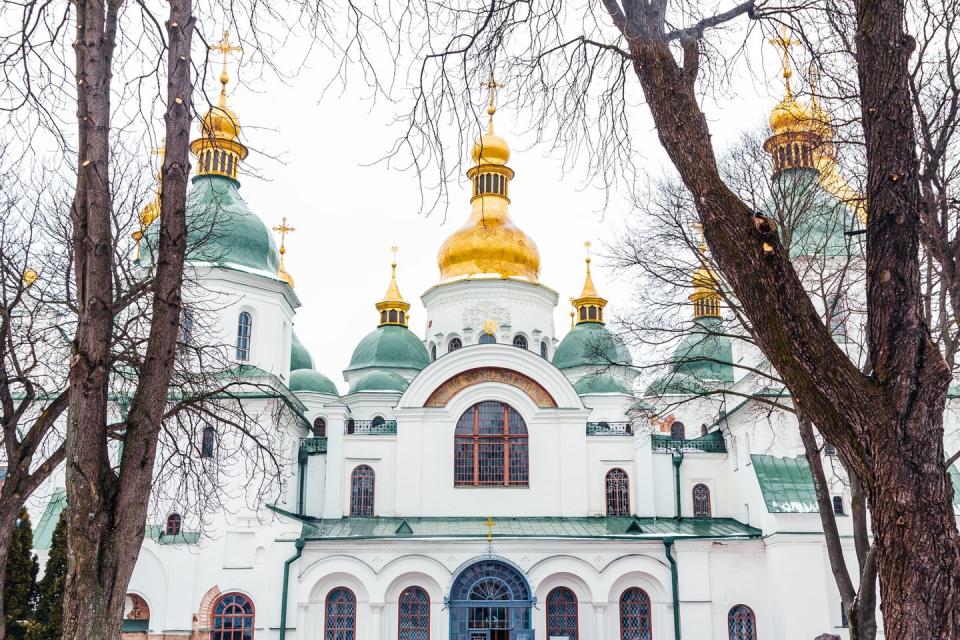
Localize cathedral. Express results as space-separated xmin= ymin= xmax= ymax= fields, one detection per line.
xmin=29 ymin=33 xmax=959 ymax=640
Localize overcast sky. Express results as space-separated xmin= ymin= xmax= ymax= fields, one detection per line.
xmin=221 ymin=33 xmax=777 ymax=392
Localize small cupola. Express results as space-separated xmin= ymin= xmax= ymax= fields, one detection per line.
xmin=572 ymin=242 xmax=607 ymax=325
xmin=375 ymin=247 xmax=411 ymax=327
xmin=689 ymin=225 xmax=722 ymax=320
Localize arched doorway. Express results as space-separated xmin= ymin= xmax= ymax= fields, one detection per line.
xmin=448 ymin=559 xmax=534 ymax=640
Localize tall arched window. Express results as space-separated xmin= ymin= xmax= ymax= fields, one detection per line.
xmin=693 ymin=483 xmax=711 ymax=518
xmin=430 ymin=344 xmax=437 ymax=361
xmin=546 ymin=587 xmax=578 ymax=639
xmin=454 ymin=401 xmax=528 ymax=486
xmin=728 ymin=604 xmax=757 ymax=640
xmin=312 ymin=417 xmax=327 ymax=438
xmin=671 ymin=421 xmax=686 ymax=440
xmin=832 ymin=496 xmax=844 ymax=515
xmin=236 ymin=311 xmax=252 ymax=361
xmin=164 ymin=513 xmax=181 ymax=536
xmin=201 ymin=426 xmax=216 ymax=459
xmin=448 ymin=337 xmax=462 ymax=352
xmin=325 ymin=587 xmax=356 ymax=640
xmin=478 ymin=333 xmax=496 ymax=344
xmin=606 ymin=468 xmax=630 ymax=516
xmin=619 ymin=588 xmax=652 ymax=640
xmin=398 ymin=586 xmax=430 ymax=640
xmin=350 ymin=465 xmax=375 ymax=516
xmin=540 ymin=340 xmax=548 ymax=359
xmin=211 ymin=592 xmax=255 ymax=640
xmin=512 ymin=335 xmax=528 ymax=349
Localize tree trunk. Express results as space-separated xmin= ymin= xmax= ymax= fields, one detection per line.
xmin=599 ymin=0 xmax=960 ymax=635
xmin=0 ymin=499 xmax=21 ymax=640
xmin=62 ymin=1 xmax=193 ymax=638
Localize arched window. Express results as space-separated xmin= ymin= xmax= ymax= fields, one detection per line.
xmin=824 ymin=442 xmax=837 ymax=456
xmin=236 ymin=311 xmax=252 ymax=361
xmin=619 ymin=588 xmax=652 ymax=640
xmin=671 ymin=421 xmax=686 ymax=440
xmin=346 ymin=418 xmax=356 ymax=434
xmin=540 ymin=340 xmax=548 ymax=359
xmin=211 ymin=592 xmax=254 ymax=640
xmin=448 ymin=337 xmax=462 ymax=352
xmin=430 ymin=344 xmax=437 ymax=361
xmin=546 ymin=587 xmax=578 ymax=639
xmin=512 ymin=335 xmax=528 ymax=349
xmin=179 ymin=306 xmax=194 ymax=345
xmin=350 ymin=465 xmax=375 ymax=516
xmin=371 ymin=415 xmax=386 ymax=428
xmin=701 ymin=424 xmax=709 ymax=437
xmin=478 ymin=333 xmax=496 ymax=344
xmin=164 ymin=513 xmax=181 ymax=536
xmin=454 ymin=401 xmax=528 ymax=486
xmin=606 ymin=468 xmax=630 ymax=516
xmin=728 ymin=604 xmax=757 ymax=640
xmin=398 ymin=586 xmax=430 ymax=640
xmin=312 ymin=417 xmax=327 ymax=438
xmin=201 ymin=426 xmax=216 ymax=459
xmin=324 ymin=587 xmax=356 ymax=640
xmin=693 ymin=483 xmax=711 ymax=518
xmin=833 ymin=496 xmax=844 ymax=515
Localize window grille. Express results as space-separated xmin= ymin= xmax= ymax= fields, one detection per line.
xmin=546 ymin=587 xmax=578 ymax=639
xmin=728 ymin=604 xmax=757 ymax=640
xmin=619 ymin=588 xmax=651 ymax=640
xmin=454 ymin=401 xmax=528 ymax=486
xmin=606 ymin=468 xmax=630 ymax=516
xmin=325 ymin=588 xmax=356 ymax=640
xmin=211 ymin=592 xmax=254 ymax=640
xmin=693 ymin=483 xmax=711 ymax=518
xmin=350 ymin=465 xmax=375 ymax=516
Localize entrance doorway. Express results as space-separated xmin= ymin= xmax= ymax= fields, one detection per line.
xmin=448 ymin=559 xmax=534 ymax=640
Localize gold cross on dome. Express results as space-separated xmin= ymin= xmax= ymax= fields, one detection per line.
xmin=483 ymin=72 xmax=504 ymax=110
xmin=273 ymin=217 xmax=295 ymax=254
xmin=212 ymin=30 xmax=242 ymax=69
xmin=768 ymin=25 xmax=800 ymax=93
xmin=484 ymin=516 xmax=496 ymax=542
xmin=391 ymin=245 xmax=399 ymax=264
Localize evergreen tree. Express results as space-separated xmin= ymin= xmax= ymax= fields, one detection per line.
xmin=4 ymin=508 xmax=38 ymax=639
xmin=31 ymin=511 xmax=66 ymax=640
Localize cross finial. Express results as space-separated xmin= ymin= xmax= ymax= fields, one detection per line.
xmin=584 ymin=240 xmax=592 ymax=264
xmin=484 ymin=516 xmax=496 ymax=543
xmin=768 ymin=25 xmax=800 ymax=97
xmin=211 ymin=30 xmax=242 ymax=99
xmin=390 ymin=245 xmax=399 ymax=267
xmin=273 ymin=217 xmax=295 ymax=255
xmin=482 ymin=71 xmax=504 ymax=132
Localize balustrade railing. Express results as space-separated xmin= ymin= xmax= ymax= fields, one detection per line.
xmin=345 ymin=419 xmax=398 ymax=435
xmin=586 ymin=421 xmax=633 ymax=436
xmin=651 ymin=433 xmax=727 ymax=453
xmin=299 ymin=437 xmax=328 ymax=456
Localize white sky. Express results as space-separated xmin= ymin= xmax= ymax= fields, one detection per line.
xmin=225 ymin=35 xmax=777 ymax=392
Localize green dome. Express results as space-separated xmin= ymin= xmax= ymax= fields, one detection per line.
xmin=290 ymin=333 xmax=314 ymax=371
xmin=346 ymin=325 xmax=430 ymax=373
xmin=350 ymin=370 xmax=409 ymax=393
xmin=553 ymin=323 xmax=632 ymax=370
xmin=574 ymin=373 xmax=632 ymax=395
xmin=645 ymin=317 xmax=733 ymax=396
xmin=289 ymin=369 xmax=339 ymax=395
xmin=142 ymin=175 xmax=279 ymax=275
xmin=770 ymin=168 xmax=861 ymax=259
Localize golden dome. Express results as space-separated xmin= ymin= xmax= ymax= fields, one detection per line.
xmin=572 ymin=242 xmax=607 ymax=325
xmin=190 ymin=32 xmax=247 ymax=180
xmin=689 ymin=226 xmax=721 ymax=319
xmin=437 ymin=74 xmax=541 ymax=282
xmin=769 ymin=93 xmax=814 ymax=137
xmin=376 ymin=247 xmax=411 ymax=326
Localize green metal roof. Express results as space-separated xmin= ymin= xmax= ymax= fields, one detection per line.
xmin=292 ymin=515 xmax=760 ymax=541
xmin=751 ymin=454 xmax=819 ymax=513
xmin=346 ymin=325 xmax=430 ymax=373
xmin=145 ymin=525 xmax=201 ymax=545
xmin=770 ymin=168 xmax=861 ymax=260
xmin=289 ymin=369 xmax=339 ymax=395
xmin=290 ymin=332 xmax=314 ymax=371
xmin=122 ymin=620 xmax=149 ymax=633
xmin=33 ymin=487 xmax=66 ymax=550
xmin=646 ymin=317 xmax=733 ymax=396
xmin=141 ymin=175 xmax=280 ymax=275
xmin=350 ymin=370 xmax=409 ymax=393
xmin=574 ymin=373 xmax=632 ymax=395
xmin=552 ymin=323 xmax=633 ymax=370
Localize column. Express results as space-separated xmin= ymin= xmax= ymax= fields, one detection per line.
xmin=593 ymin=603 xmax=607 ymax=640
xmin=369 ymin=602 xmax=384 ymax=640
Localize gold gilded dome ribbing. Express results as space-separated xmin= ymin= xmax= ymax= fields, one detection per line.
xmin=437 ymin=73 xmax=541 ymax=282
xmin=376 ymin=246 xmax=411 ymax=327
xmin=688 ymin=225 xmax=721 ymax=319
xmin=572 ymin=242 xmax=607 ymax=325
xmin=190 ymin=31 xmax=248 ymax=180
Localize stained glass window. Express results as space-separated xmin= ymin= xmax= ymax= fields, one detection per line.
xmin=728 ymin=604 xmax=757 ymax=640
xmin=211 ymin=592 xmax=254 ymax=640
xmin=325 ymin=588 xmax=356 ymax=640
xmin=398 ymin=586 xmax=430 ymax=640
xmin=546 ymin=587 xmax=578 ymax=639
xmin=606 ymin=468 xmax=630 ymax=516
xmin=350 ymin=465 xmax=375 ymax=516
xmin=693 ymin=483 xmax=711 ymax=518
xmin=619 ymin=588 xmax=651 ymax=640
xmin=454 ymin=401 xmax=528 ymax=486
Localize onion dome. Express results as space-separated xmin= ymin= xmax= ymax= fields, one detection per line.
xmin=289 ymin=369 xmax=339 ymax=395
xmin=553 ymin=323 xmax=632 ymax=370
xmin=645 ymin=316 xmax=734 ymax=397
xmin=376 ymin=247 xmax=411 ymax=327
xmin=572 ymin=242 xmax=607 ymax=324
xmin=290 ymin=332 xmax=314 ymax=371
xmin=349 ymin=370 xmax=410 ymax=393
xmin=574 ymin=373 xmax=632 ymax=395
xmin=437 ymin=74 xmax=541 ymax=282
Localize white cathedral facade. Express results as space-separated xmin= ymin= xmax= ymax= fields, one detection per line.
xmin=27 ymin=48 xmax=960 ymax=640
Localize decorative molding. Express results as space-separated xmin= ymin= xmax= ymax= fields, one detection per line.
xmin=424 ymin=367 xmax=558 ymax=408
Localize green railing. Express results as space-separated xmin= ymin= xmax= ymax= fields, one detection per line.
xmin=651 ymin=432 xmax=727 ymax=454
xmin=586 ymin=421 xmax=633 ymax=436
xmin=300 ymin=437 xmax=328 ymax=456
xmin=346 ymin=420 xmax=398 ymax=435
